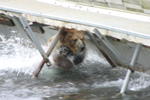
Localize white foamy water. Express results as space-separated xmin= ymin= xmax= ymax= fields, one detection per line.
xmin=92 ymin=78 xmax=123 ymax=89
xmin=129 ymin=73 xmax=150 ymax=91
xmin=0 ymin=34 xmax=42 ymax=75
xmin=92 ymin=72 xmax=150 ymax=91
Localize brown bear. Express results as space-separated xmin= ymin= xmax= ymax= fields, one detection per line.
xmin=49 ymin=27 xmax=86 ymax=70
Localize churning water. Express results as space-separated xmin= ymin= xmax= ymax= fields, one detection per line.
xmin=0 ymin=25 xmax=150 ymax=100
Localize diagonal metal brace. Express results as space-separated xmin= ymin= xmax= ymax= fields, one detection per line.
xmin=87 ymin=28 xmax=139 ymax=71
xmin=93 ymin=28 xmax=122 ymax=60
xmin=87 ymin=29 xmax=121 ymax=67
xmin=18 ymin=16 xmax=51 ymax=66
xmin=32 ymin=27 xmax=64 ymax=78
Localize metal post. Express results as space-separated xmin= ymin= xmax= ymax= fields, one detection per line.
xmin=94 ymin=28 xmax=122 ymax=60
xmin=87 ymin=28 xmax=125 ymax=68
xmin=120 ymin=44 xmax=142 ymax=94
xmin=32 ymin=28 xmax=63 ymax=78
xmin=18 ymin=16 xmax=51 ymax=66
xmin=87 ymin=31 xmax=117 ymax=67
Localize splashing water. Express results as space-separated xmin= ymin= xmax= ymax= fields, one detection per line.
xmin=0 ymin=34 xmax=42 ymax=75
xmin=129 ymin=72 xmax=150 ymax=91
xmin=92 ymin=70 xmax=150 ymax=92
xmin=1 ymin=33 xmax=150 ymax=90
xmin=1 ymin=28 xmax=150 ymax=100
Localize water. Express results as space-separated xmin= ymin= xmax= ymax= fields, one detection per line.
xmin=1 ymin=25 xmax=150 ymax=100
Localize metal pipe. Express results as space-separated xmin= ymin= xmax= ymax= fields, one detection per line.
xmin=120 ymin=44 xmax=142 ymax=95
xmin=94 ymin=28 xmax=122 ymax=60
xmin=0 ymin=6 xmax=150 ymax=39
xmin=32 ymin=28 xmax=63 ymax=78
xmin=86 ymin=31 xmax=117 ymax=68
xmin=19 ymin=16 xmax=51 ymax=65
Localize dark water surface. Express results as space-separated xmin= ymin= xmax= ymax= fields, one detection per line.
xmin=0 ymin=25 xmax=150 ymax=100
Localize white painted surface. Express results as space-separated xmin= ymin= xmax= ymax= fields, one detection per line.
xmin=0 ymin=0 xmax=150 ymax=39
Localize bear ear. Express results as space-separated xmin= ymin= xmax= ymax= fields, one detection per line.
xmin=59 ymin=27 xmax=68 ymax=41
xmin=60 ymin=27 xmax=67 ymax=35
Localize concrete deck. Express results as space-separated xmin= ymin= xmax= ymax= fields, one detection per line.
xmin=0 ymin=0 xmax=150 ymax=40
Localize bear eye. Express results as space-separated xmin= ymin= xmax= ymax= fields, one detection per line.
xmin=71 ymin=39 xmax=77 ymax=44
xmin=73 ymin=39 xmax=77 ymax=42
xmin=70 ymin=39 xmax=77 ymax=45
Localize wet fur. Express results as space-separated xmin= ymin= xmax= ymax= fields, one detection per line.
xmin=48 ymin=27 xmax=86 ymax=68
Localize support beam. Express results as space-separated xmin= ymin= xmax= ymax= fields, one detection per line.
xmin=18 ymin=16 xmax=51 ymax=66
xmin=88 ymin=29 xmax=142 ymax=94
xmin=93 ymin=28 xmax=122 ymax=62
xmin=87 ymin=28 xmax=143 ymax=71
xmin=32 ymin=27 xmax=63 ymax=78
xmin=120 ymin=44 xmax=142 ymax=95
xmin=87 ymin=30 xmax=118 ymax=67
xmin=87 ymin=28 xmax=129 ymax=68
